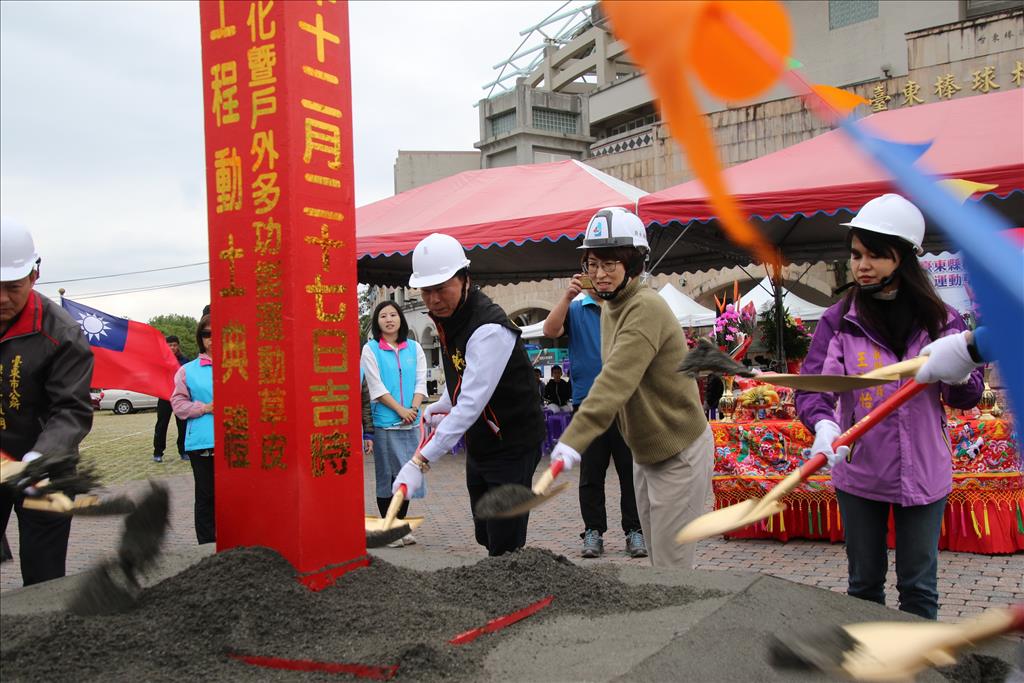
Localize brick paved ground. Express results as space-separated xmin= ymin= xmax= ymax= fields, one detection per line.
xmin=4 ymin=412 xmax=1022 ymax=624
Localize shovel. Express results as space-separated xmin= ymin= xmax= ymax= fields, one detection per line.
xmin=68 ymin=481 xmax=170 ymax=616
xmin=758 ymin=356 xmax=927 ymax=392
xmin=365 ymin=484 xmax=418 ymax=548
xmin=676 ymin=379 xmax=929 ymax=545
xmin=769 ymin=603 xmax=1024 ymax=681
xmin=474 ymin=459 xmax=571 ymax=520
xmin=679 ymin=339 xmax=927 ymax=392
xmin=364 ymin=415 xmax=440 ymax=548
xmin=22 ymin=493 xmax=137 ymax=516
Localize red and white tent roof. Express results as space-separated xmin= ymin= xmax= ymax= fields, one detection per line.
xmin=640 ymin=89 xmax=1023 ymax=227
xmin=357 ymin=159 xmax=646 ymax=258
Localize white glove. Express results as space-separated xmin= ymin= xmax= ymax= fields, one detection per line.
xmin=916 ymin=331 xmax=976 ymax=385
xmin=392 ymin=459 xmax=424 ymax=498
xmin=549 ymin=442 xmax=582 ymax=471
xmin=20 ymin=451 xmax=44 ymax=496
xmin=811 ymin=420 xmax=849 ymax=468
xmin=422 ymin=402 xmax=447 ymax=429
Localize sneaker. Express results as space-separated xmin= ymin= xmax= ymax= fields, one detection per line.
xmin=180 ymin=454 xmax=190 ymax=462
xmin=581 ymin=529 xmax=603 ymax=558
xmin=386 ymin=532 xmax=417 ymax=548
xmin=626 ymin=530 xmax=648 ymax=558
xmin=153 ymin=454 xmax=163 ymax=463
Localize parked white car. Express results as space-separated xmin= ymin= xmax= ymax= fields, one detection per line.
xmin=97 ymin=389 xmax=160 ymax=415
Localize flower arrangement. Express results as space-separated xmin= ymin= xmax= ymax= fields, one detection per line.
xmin=710 ymin=302 xmax=758 ymax=351
xmin=758 ymin=305 xmax=811 ymax=359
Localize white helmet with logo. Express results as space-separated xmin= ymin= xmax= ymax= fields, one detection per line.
xmin=840 ymin=194 xmax=925 ymax=255
xmin=409 ymin=233 xmax=471 ymax=288
xmin=578 ymin=206 xmax=649 ymax=254
xmin=0 ymin=218 xmax=40 ymax=281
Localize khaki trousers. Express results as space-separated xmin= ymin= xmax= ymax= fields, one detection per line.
xmin=633 ymin=425 xmax=713 ymax=568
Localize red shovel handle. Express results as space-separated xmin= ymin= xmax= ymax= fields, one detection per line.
xmin=798 ymin=379 xmax=929 ymax=479
xmin=550 ymin=458 xmax=565 ymax=478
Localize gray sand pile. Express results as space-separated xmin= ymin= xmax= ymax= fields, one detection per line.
xmin=0 ymin=546 xmax=721 ymax=681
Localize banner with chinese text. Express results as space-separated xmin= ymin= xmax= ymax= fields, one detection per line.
xmin=199 ymin=0 xmax=364 ymax=580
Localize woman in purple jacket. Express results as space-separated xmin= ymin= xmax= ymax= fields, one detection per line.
xmin=795 ymin=194 xmax=983 ymax=620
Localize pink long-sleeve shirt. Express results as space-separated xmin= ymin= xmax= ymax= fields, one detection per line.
xmin=171 ymin=354 xmax=213 ymax=420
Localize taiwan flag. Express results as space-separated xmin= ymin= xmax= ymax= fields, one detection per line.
xmin=61 ymin=298 xmax=181 ymax=400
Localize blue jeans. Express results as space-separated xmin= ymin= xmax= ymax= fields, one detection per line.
xmin=836 ymin=489 xmax=947 ymax=620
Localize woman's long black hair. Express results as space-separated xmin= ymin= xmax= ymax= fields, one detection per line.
xmin=370 ymin=300 xmax=409 ymax=343
xmin=843 ymin=228 xmax=949 ymax=345
xmin=195 ymin=314 xmax=212 ymax=354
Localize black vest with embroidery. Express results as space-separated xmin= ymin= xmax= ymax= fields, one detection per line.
xmin=434 ymin=287 xmax=545 ymax=456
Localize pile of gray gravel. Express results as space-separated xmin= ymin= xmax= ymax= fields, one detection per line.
xmin=1 ymin=546 xmax=721 ymax=681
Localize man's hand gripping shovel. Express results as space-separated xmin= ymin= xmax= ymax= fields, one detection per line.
xmin=364 ymin=415 xmax=439 ymax=548
xmin=676 ymin=372 xmax=928 ymax=545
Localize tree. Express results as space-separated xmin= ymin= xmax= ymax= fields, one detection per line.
xmin=149 ymin=314 xmax=199 ymax=359
xmin=358 ymin=286 xmax=373 ymax=344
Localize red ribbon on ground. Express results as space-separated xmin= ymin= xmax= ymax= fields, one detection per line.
xmin=449 ymin=595 xmax=555 ymax=645
xmin=227 ymin=652 xmax=399 ymax=680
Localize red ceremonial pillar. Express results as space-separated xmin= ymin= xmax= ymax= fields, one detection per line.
xmin=198 ymin=0 xmax=365 ymax=586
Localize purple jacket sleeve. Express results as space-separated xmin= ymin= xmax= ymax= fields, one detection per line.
xmin=938 ymin=312 xmax=985 ymax=409
xmin=795 ymin=308 xmax=840 ymax=430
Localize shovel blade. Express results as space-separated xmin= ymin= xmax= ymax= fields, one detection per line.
xmin=475 ymin=481 xmax=571 ymax=520
xmin=365 ymin=524 xmax=413 ymax=549
xmin=675 ymin=499 xmax=787 ymax=544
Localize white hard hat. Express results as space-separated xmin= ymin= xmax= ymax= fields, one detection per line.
xmin=0 ymin=218 xmax=40 ymax=281
xmin=578 ymin=207 xmax=649 ymax=253
xmin=409 ymin=233 xmax=471 ymax=288
xmin=840 ymin=194 xmax=925 ymax=255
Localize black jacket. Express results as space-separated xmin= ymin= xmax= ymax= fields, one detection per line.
xmin=1 ymin=292 xmax=94 ymax=463
xmin=434 ymin=287 xmax=545 ymax=456
xmin=543 ymin=378 xmax=572 ymax=407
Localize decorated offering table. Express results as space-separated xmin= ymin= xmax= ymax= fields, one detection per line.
xmin=710 ymin=415 xmax=1023 ymax=554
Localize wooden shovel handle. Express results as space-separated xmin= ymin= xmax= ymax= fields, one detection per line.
xmin=0 ymin=459 xmax=27 ymax=484
xmin=764 ymin=380 xmax=930 ymax=506
xmin=935 ymin=603 xmax=1024 ymax=650
xmin=22 ymin=492 xmax=74 ymax=513
xmin=861 ymin=356 xmax=926 ymax=380
xmin=383 ymin=484 xmax=407 ymax=530
xmin=1011 ymin=603 xmax=1024 ymax=631
xmin=533 ymin=459 xmax=564 ymax=495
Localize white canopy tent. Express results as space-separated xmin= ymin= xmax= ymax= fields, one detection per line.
xmin=520 ymin=285 xmax=716 ymax=340
xmin=657 ymin=283 xmax=717 ymax=327
xmin=739 ymin=276 xmax=827 ymax=322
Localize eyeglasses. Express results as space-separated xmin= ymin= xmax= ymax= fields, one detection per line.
xmin=584 ymin=259 xmax=622 ymax=274
xmin=199 ymin=330 xmax=212 ymax=339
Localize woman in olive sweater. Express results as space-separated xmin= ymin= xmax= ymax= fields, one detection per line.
xmin=551 ymin=208 xmax=712 ymax=567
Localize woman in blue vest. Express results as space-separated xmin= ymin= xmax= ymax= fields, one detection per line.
xmin=171 ymin=314 xmax=216 ymax=544
xmin=360 ymin=301 xmax=427 ymax=545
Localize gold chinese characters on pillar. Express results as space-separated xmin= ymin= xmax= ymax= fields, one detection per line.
xmin=199 ymin=0 xmax=364 ymax=578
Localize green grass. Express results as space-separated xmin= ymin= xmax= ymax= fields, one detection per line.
xmin=80 ymin=411 xmax=192 ymax=485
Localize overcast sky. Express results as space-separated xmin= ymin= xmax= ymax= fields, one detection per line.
xmin=0 ymin=0 xmax=579 ymax=321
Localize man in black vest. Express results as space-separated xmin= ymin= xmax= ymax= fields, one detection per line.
xmin=392 ymin=233 xmax=545 ymax=555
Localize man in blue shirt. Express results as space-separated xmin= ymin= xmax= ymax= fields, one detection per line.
xmin=543 ymin=272 xmax=646 ymax=559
